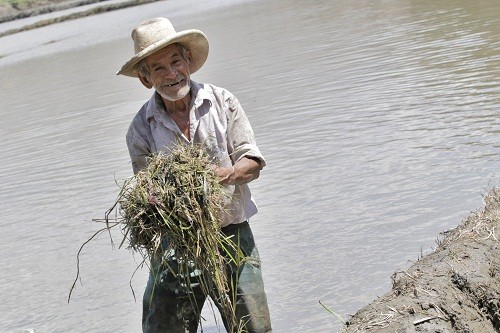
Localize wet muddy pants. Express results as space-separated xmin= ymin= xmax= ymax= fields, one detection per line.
xmin=142 ymin=221 xmax=272 ymax=333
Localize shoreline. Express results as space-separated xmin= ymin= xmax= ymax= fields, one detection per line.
xmin=0 ymin=0 xmax=107 ymax=23
xmin=0 ymin=0 xmax=160 ymax=37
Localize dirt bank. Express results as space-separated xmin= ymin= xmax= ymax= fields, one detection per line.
xmin=0 ymin=0 xmax=161 ymax=37
xmin=342 ymin=188 xmax=500 ymax=333
xmin=0 ymin=0 xmax=105 ymax=22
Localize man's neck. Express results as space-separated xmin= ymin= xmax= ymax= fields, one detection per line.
xmin=161 ymin=92 xmax=192 ymax=140
xmin=163 ymin=92 xmax=191 ymax=115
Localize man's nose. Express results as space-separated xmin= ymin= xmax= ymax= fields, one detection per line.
xmin=164 ymin=66 xmax=177 ymax=79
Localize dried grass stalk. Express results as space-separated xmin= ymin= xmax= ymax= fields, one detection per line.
xmin=120 ymin=143 xmax=226 ymax=256
xmin=118 ymin=143 xmax=243 ymax=330
xmin=69 ymin=143 xmax=247 ymax=331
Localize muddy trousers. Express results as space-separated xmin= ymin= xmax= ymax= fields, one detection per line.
xmin=142 ymin=221 xmax=272 ymax=333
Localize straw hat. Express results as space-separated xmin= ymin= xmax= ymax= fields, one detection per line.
xmin=117 ymin=17 xmax=209 ymax=77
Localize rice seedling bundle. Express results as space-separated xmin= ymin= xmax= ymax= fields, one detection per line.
xmin=120 ymin=144 xmax=225 ymax=255
xmin=118 ymin=143 xmax=241 ymax=330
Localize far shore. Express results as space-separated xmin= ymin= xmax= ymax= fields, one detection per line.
xmin=0 ymin=0 xmax=161 ymax=37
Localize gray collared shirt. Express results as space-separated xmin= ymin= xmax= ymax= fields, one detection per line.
xmin=126 ymin=81 xmax=266 ymax=226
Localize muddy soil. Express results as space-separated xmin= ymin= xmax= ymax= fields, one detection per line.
xmin=342 ymin=188 xmax=500 ymax=333
xmin=0 ymin=0 xmax=160 ymax=32
xmin=0 ymin=0 xmax=91 ymax=22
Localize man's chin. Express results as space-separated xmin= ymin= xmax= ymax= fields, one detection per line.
xmin=159 ymin=84 xmax=191 ymax=102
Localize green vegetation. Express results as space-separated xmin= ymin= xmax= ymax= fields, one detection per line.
xmin=118 ymin=143 xmax=245 ymax=331
xmin=70 ymin=143 xmax=249 ymax=332
xmin=1 ymin=0 xmax=46 ymax=8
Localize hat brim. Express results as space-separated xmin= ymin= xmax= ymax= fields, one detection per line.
xmin=116 ymin=29 xmax=209 ymax=77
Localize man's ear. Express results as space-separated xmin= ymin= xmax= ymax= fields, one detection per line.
xmin=138 ymin=74 xmax=153 ymax=89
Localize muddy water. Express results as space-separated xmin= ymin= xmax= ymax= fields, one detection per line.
xmin=0 ymin=0 xmax=498 ymax=332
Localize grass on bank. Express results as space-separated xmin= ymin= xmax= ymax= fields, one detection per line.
xmin=0 ymin=0 xmax=62 ymax=8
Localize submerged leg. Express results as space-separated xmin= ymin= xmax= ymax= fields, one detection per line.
xmin=142 ymin=251 xmax=207 ymax=333
xmin=218 ymin=222 xmax=273 ymax=333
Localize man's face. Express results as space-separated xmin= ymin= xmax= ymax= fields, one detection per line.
xmin=144 ymin=44 xmax=191 ymax=101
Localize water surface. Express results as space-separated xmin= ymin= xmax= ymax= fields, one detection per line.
xmin=0 ymin=0 xmax=498 ymax=332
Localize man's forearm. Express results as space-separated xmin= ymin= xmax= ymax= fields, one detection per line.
xmin=216 ymin=156 xmax=261 ymax=185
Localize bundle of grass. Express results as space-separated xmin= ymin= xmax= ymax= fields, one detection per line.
xmin=120 ymin=144 xmax=226 ymax=255
xmin=68 ymin=143 xmax=247 ymax=330
xmin=117 ymin=143 xmax=243 ymax=331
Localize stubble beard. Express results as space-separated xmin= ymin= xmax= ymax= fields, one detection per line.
xmin=158 ymin=77 xmax=191 ymax=102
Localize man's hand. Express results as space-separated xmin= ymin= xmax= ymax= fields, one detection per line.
xmin=212 ymin=157 xmax=261 ymax=185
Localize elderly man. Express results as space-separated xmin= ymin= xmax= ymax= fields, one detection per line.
xmin=117 ymin=18 xmax=272 ymax=333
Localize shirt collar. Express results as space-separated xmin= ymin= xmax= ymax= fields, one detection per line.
xmin=190 ymin=80 xmax=211 ymax=109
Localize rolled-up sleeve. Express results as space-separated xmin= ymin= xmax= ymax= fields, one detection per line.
xmin=224 ymin=92 xmax=266 ymax=168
